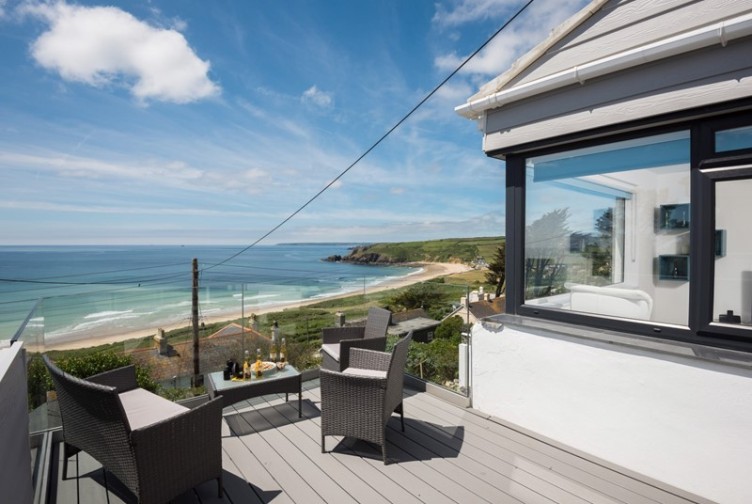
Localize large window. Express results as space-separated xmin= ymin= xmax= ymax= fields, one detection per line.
xmin=523 ymin=131 xmax=691 ymax=325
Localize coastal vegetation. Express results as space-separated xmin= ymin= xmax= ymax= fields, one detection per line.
xmin=326 ymin=236 xmax=503 ymax=265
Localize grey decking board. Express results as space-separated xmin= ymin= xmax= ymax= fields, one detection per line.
xmin=402 ymin=395 xmax=622 ymax=504
xmin=221 ymin=433 xmax=295 ymax=504
xmin=269 ymin=391 xmax=422 ymax=504
xmin=227 ymin=401 xmax=328 ymax=504
xmin=217 ymin=450 xmax=264 ymax=504
xmin=245 ymin=397 xmax=368 ymax=504
xmin=392 ymin=406 xmax=594 ymax=504
xmin=413 ymin=391 xmax=699 ymax=504
xmin=410 ymin=391 xmax=661 ymax=504
xmin=305 ymin=387 xmax=464 ymax=504
xmin=54 ymin=449 xmax=130 ymax=504
xmin=392 ymin=414 xmax=594 ymax=504
xmin=255 ymin=394 xmax=396 ymax=504
xmin=383 ymin=420 xmax=526 ymax=504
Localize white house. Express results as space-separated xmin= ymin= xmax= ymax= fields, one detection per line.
xmin=458 ymin=1 xmax=752 ymax=503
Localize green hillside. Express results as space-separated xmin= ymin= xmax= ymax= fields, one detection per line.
xmin=327 ymin=236 xmax=504 ymax=265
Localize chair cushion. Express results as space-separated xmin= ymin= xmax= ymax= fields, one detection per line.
xmin=321 ymin=343 xmax=340 ymax=362
xmin=119 ymin=388 xmax=189 ymax=431
xmin=342 ymin=367 xmax=387 ymax=379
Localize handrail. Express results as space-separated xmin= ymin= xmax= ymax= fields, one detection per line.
xmin=10 ymin=299 xmax=42 ymax=345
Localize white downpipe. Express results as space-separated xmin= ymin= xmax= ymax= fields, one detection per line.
xmin=456 ymin=12 xmax=752 ymax=119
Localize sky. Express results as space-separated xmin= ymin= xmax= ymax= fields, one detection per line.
xmin=0 ymin=0 xmax=590 ymax=245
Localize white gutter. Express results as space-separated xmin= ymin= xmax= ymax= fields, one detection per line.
xmin=455 ymin=12 xmax=752 ymax=120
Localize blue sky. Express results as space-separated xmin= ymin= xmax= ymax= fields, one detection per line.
xmin=0 ymin=0 xmax=589 ymax=245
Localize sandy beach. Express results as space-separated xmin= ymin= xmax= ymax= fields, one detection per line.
xmin=44 ymin=262 xmax=472 ymax=351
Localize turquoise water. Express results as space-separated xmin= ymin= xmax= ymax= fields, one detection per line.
xmin=0 ymin=244 xmax=419 ymax=344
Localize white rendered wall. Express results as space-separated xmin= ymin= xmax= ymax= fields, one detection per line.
xmin=471 ymin=321 xmax=752 ymax=504
xmin=0 ymin=341 xmax=33 ymax=504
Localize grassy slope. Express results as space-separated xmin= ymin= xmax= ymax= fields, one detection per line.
xmin=349 ymin=236 xmax=503 ymax=264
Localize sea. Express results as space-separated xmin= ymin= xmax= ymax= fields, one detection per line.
xmin=0 ymin=244 xmax=420 ymax=346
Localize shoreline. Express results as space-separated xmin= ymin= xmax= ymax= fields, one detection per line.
xmin=43 ymin=262 xmax=472 ymax=351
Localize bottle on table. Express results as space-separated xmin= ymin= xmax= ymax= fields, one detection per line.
xmin=279 ymin=337 xmax=287 ymax=366
xmin=255 ymin=347 xmax=263 ymax=378
xmin=242 ymin=350 xmax=250 ymax=380
xmin=269 ymin=337 xmax=278 ymax=363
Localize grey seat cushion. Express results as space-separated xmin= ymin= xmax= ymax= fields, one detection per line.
xmin=119 ymin=388 xmax=189 ymax=431
xmin=342 ymin=367 xmax=387 ymax=379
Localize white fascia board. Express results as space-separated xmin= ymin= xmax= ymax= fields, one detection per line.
xmin=456 ymin=12 xmax=752 ymax=120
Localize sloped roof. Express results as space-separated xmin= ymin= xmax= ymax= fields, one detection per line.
xmin=456 ymin=0 xmax=752 ymax=120
xmin=469 ymin=297 xmax=506 ymax=320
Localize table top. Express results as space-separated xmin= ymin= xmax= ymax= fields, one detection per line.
xmin=207 ymin=364 xmax=300 ymax=393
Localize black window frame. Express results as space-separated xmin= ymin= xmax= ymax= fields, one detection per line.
xmin=499 ymin=105 xmax=752 ymax=353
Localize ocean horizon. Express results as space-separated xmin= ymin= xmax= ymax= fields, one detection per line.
xmin=0 ymin=244 xmax=420 ymax=345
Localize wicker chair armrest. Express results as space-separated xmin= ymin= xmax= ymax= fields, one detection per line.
xmin=130 ymin=397 xmax=223 ymax=504
xmin=348 ymin=347 xmax=390 ymax=372
xmin=322 ymin=326 xmax=365 ymax=344
xmin=87 ymin=365 xmax=138 ymax=392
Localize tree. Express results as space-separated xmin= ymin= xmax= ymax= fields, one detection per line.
xmin=484 ymin=242 xmax=506 ymax=297
xmin=525 ymin=208 xmax=570 ymax=298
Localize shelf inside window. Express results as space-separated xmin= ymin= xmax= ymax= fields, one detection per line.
xmin=658 ymin=255 xmax=689 ymax=281
xmin=659 ymin=203 xmax=690 ymax=229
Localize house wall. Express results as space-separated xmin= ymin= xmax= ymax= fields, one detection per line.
xmin=482 ymin=0 xmax=752 ymax=153
xmin=471 ymin=318 xmax=752 ymax=504
xmin=0 ymin=342 xmax=33 ymax=504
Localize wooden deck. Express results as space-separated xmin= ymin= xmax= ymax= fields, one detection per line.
xmin=49 ymin=380 xmax=706 ymax=504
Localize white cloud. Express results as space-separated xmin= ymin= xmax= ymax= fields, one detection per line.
xmin=22 ymin=1 xmax=219 ymax=103
xmin=433 ymin=0 xmax=514 ymax=27
xmin=301 ymin=85 xmax=333 ymax=108
xmin=434 ymin=0 xmax=590 ymax=78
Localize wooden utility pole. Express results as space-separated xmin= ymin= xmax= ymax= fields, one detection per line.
xmin=192 ymin=258 xmax=201 ymax=386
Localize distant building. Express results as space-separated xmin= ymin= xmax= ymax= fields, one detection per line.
xmin=388 ymin=308 xmax=440 ymax=343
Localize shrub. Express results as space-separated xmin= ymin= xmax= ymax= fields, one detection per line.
xmin=406 ymin=338 xmax=458 ymax=384
xmin=29 ymin=351 xmax=159 ymax=410
xmin=434 ymin=315 xmax=464 ymax=343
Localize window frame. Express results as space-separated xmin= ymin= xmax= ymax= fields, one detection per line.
xmin=501 ymin=109 xmax=752 ymax=352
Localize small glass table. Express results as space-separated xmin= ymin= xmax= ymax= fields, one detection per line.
xmin=206 ymin=365 xmax=302 ymax=418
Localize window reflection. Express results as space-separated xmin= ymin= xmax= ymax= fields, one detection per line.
xmin=525 ymin=131 xmax=690 ymax=325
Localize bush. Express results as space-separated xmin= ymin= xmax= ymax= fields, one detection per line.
xmin=29 ymin=351 xmax=159 ymax=410
xmin=406 ymin=338 xmax=458 ymax=384
xmin=434 ymin=315 xmax=464 ymax=343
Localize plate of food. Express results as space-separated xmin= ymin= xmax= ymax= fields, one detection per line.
xmin=252 ymin=361 xmax=277 ymax=375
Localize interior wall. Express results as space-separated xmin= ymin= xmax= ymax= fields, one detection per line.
xmin=714 ymin=180 xmax=752 ymax=323
xmin=471 ymin=319 xmax=752 ymax=504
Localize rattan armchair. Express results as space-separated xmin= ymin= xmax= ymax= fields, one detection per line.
xmin=320 ymin=331 xmax=413 ymax=464
xmin=320 ymin=306 xmax=391 ymax=371
xmin=44 ymin=355 xmax=223 ymax=504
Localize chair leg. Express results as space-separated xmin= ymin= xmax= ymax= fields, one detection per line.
xmin=398 ymin=402 xmax=405 ymax=432
xmin=74 ymin=452 xmax=79 ymax=504
xmin=382 ymin=429 xmax=388 ymax=465
xmin=218 ymin=475 xmax=224 ymax=497
xmin=321 ymin=434 xmax=326 ymax=453
xmin=102 ymin=467 xmax=110 ymax=504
